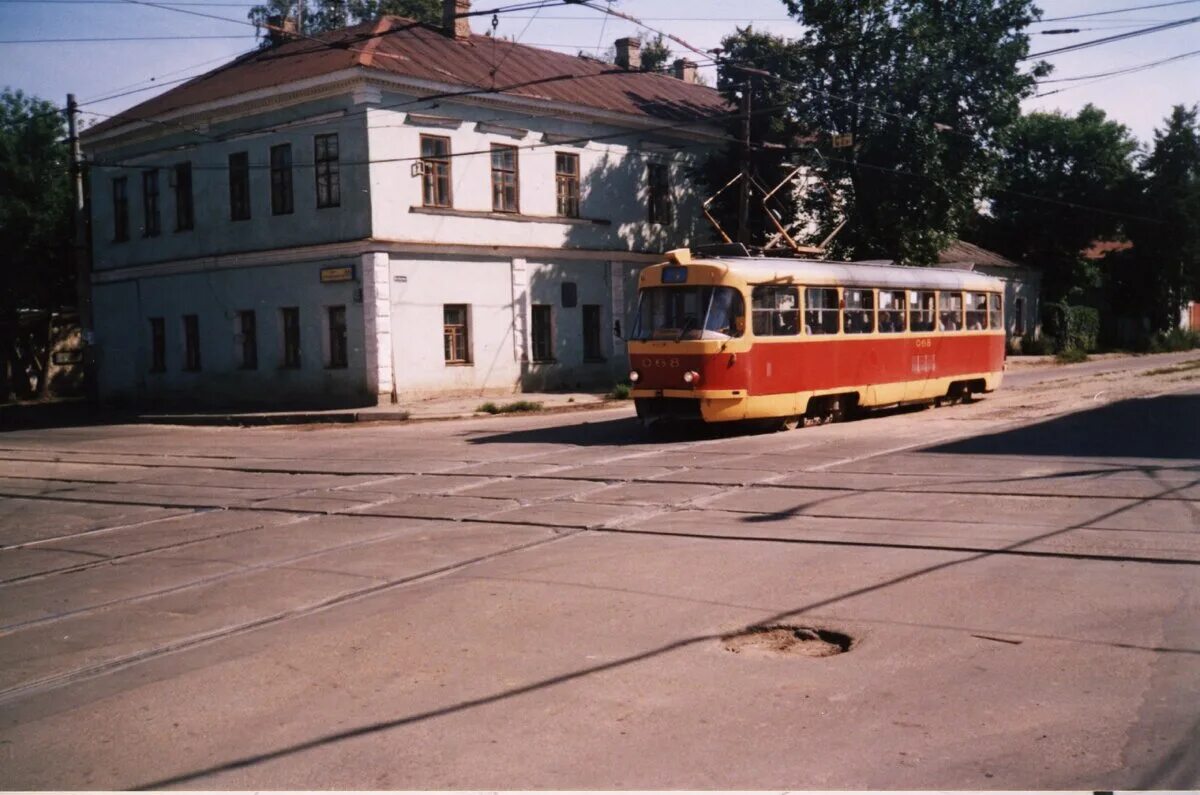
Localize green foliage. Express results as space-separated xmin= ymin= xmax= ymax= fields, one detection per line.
xmin=976 ymin=105 xmax=1140 ymax=303
xmin=1055 ymin=348 xmax=1089 ymax=364
xmin=0 ymin=88 xmax=73 ymax=318
xmin=1044 ymin=302 xmax=1099 ymax=353
xmin=1019 ymin=334 xmax=1054 ymax=355
xmin=701 ymin=1 xmax=1041 ymax=263
xmin=248 ymin=0 xmax=440 ymax=41
xmin=609 ymin=382 xmax=632 ymax=400
xmin=640 ymin=34 xmax=672 ymax=73
xmin=476 ymin=400 xmax=543 ymax=415
xmin=1148 ymin=328 xmax=1200 ymax=353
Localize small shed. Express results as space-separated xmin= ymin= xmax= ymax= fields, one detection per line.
xmin=934 ymin=240 xmax=1042 ymax=348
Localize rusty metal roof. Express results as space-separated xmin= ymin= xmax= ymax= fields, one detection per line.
xmin=87 ymin=17 xmax=730 ymax=138
xmin=937 ymin=239 xmax=1027 ymax=270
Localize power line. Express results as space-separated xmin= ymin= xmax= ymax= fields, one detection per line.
xmin=1039 ymin=0 xmax=1200 ymax=22
xmin=1024 ymin=14 xmax=1200 ymax=59
xmin=1037 ymin=47 xmax=1200 ymax=82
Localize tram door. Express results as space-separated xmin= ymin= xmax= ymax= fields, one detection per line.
xmin=904 ymin=290 xmax=937 ymax=401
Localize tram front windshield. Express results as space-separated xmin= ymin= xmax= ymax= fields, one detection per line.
xmin=631 ymin=286 xmax=745 ymax=341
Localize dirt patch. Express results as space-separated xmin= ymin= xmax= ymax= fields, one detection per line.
xmin=722 ymin=625 xmax=854 ymax=657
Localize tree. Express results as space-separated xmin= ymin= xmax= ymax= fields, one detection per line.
xmin=640 ymin=34 xmax=672 ymax=73
xmin=975 ymin=105 xmax=1141 ymax=303
xmin=1115 ymin=105 xmax=1200 ymax=332
xmin=248 ymin=0 xmax=440 ymax=41
xmin=701 ymin=0 xmax=1044 ymax=264
xmin=0 ymin=88 xmax=73 ymax=399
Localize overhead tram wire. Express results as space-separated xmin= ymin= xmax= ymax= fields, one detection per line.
xmin=1036 ymin=47 xmax=1200 ymax=83
xmin=1024 ymin=14 xmax=1200 ymax=59
xmin=1039 ymin=0 xmax=1200 ymax=22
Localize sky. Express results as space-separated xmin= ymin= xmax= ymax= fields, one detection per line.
xmin=0 ymin=0 xmax=1197 ymax=145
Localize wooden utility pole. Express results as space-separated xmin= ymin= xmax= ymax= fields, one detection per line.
xmin=67 ymin=94 xmax=96 ymax=406
xmin=736 ymin=78 xmax=751 ymax=244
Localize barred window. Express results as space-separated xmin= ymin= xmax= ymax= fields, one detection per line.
xmin=327 ymin=305 xmax=348 ymax=368
xmin=555 ymin=152 xmax=580 ymax=218
xmin=420 ymin=135 xmax=451 ymax=208
xmin=531 ymin=304 xmax=553 ymax=361
xmin=314 ymin=134 xmax=340 ymax=209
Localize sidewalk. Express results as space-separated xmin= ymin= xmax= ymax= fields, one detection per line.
xmin=135 ymin=391 xmax=624 ymax=426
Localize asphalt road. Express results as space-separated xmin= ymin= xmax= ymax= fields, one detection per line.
xmin=0 ymin=353 xmax=1197 ymax=789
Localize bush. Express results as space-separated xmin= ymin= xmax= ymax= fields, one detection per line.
xmin=477 ymin=401 xmax=500 ymax=414
xmin=477 ymin=400 xmax=544 ymax=414
xmin=1150 ymin=328 xmax=1200 ymax=353
xmin=1020 ymin=334 xmax=1055 ymax=355
xmin=609 ymin=382 xmax=632 ymax=400
xmin=1044 ymin=302 xmax=1099 ymax=353
xmin=1055 ymin=348 xmax=1089 ymax=364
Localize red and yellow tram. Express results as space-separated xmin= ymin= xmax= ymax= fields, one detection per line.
xmin=627 ymin=249 xmax=1006 ymax=426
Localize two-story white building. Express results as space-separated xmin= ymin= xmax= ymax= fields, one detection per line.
xmin=82 ymin=2 xmax=727 ymax=407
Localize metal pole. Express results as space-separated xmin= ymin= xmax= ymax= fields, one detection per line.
xmin=67 ymin=94 xmax=96 ymax=407
xmin=736 ymin=78 xmax=751 ymax=244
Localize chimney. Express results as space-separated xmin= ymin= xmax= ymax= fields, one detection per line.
xmin=265 ymin=14 xmax=298 ymax=47
xmin=614 ymin=37 xmax=641 ymax=70
xmin=672 ymin=58 xmax=698 ymax=84
xmin=442 ymin=0 xmax=471 ymax=39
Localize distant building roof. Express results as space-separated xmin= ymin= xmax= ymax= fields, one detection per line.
xmin=86 ymin=16 xmax=729 ymax=139
xmin=1082 ymin=240 xmax=1133 ymax=260
xmin=936 ymin=239 xmax=1026 ymax=270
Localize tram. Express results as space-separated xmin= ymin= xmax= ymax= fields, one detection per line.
xmin=627 ymin=249 xmax=1006 ymax=427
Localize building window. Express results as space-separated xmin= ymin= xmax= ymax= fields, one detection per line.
xmin=112 ymin=177 xmax=129 ymax=242
xmin=909 ymin=290 xmax=936 ymax=332
xmin=583 ymin=304 xmax=603 ymax=360
xmin=804 ymin=287 xmax=840 ymax=335
xmin=270 ymin=143 xmax=293 ymax=215
xmin=148 ymin=317 xmax=165 ymax=372
xmin=142 ymin=169 xmax=160 ymax=237
xmin=237 ymin=310 xmax=257 ymax=370
xmin=443 ymin=304 xmax=470 ymax=364
xmin=281 ymin=307 xmax=301 ymax=368
xmin=555 ymin=152 xmax=580 ymax=218
xmin=647 ymin=162 xmax=672 ymax=224
xmin=182 ymin=314 xmax=200 ymax=372
xmin=938 ymin=291 xmax=963 ymax=331
xmin=843 ymin=288 xmax=875 ymax=334
xmin=1014 ymin=297 xmax=1026 ymax=336
xmin=878 ymin=290 xmax=906 ymax=333
xmin=229 ymin=152 xmax=250 ymax=221
xmin=490 ymin=144 xmax=519 ymax=213
xmin=752 ymin=285 xmax=800 ymax=336
xmin=531 ymin=304 xmax=553 ymax=362
xmin=314 ymin=133 xmax=340 ymax=209
xmin=327 ymin=305 xmax=348 ymax=369
xmin=420 ymin=135 xmax=451 ymax=208
xmin=174 ymin=162 xmax=193 ymax=231
xmin=965 ymin=292 xmax=988 ymax=330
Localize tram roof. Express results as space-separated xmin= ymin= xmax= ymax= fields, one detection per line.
xmin=683 ymin=256 xmax=1005 ymax=292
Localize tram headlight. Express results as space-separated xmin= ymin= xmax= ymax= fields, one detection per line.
xmin=683 ymin=370 xmax=700 ymax=385
xmin=628 ymin=370 xmax=640 ymax=383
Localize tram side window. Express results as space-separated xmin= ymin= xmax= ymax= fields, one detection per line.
xmin=751 ymin=286 xmax=800 ymax=336
xmin=805 ymin=287 xmax=840 ymax=335
xmin=938 ymin=291 xmax=963 ymax=331
xmin=878 ymin=290 xmax=906 ymax=333
xmin=965 ymin=292 xmax=988 ymax=330
xmin=843 ymin=289 xmax=874 ymax=334
xmin=909 ymin=290 xmax=936 ymax=332
xmin=989 ymin=293 xmax=1002 ymax=330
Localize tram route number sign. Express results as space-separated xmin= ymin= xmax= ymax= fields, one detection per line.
xmin=320 ymin=265 xmax=355 ymax=284
xmin=662 ymin=266 xmax=688 ymax=284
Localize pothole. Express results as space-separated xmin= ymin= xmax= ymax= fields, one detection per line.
xmin=722 ymin=625 xmax=854 ymax=657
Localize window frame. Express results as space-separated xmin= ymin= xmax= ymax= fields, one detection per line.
xmin=909 ymin=290 xmax=936 ymax=333
xmin=964 ymin=292 xmax=988 ymax=330
xmin=443 ymin=304 xmax=471 ymax=365
xmin=646 ymin=162 xmax=672 ymax=225
xmin=804 ymin=286 xmax=840 ymax=335
xmin=420 ymin=135 xmax=452 ymax=208
xmin=582 ymin=303 xmax=604 ymax=361
xmin=751 ymin=285 xmax=800 ymax=337
xmin=142 ymin=169 xmax=161 ymax=237
xmin=842 ymin=288 xmax=875 ymax=334
xmin=112 ymin=176 xmax=129 ymax=242
xmin=228 ymin=151 xmax=251 ymax=221
xmin=280 ymin=306 xmax=301 ymax=369
xmin=490 ymin=143 xmax=519 ymax=213
xmin=314 ymin=133 xmax=341 ymax=209
xmin=531 ymin=304 xmax=554 ymax=362
xmin=989 ymin=293 xmax=1003 ymax=331
xmin=326 ymin=305 xmax=348 ymax=369
xmin=878 ymin=289 xmax=907 ymax=333
xmin=270 ymin=143 xmax=294 ymax=216
xmin=174 ymin=162 xmax=194 ymax=232
xmin=938 ymin=290 xmax=964 ymax=332
xmin=555 ymin=152 xmax=580 ymax=218
xmin=182 ymin=314 xmax=200 ymax=372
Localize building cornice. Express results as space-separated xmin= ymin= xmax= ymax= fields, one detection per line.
xmin=91 ymin=238 xmax=664 ymax=284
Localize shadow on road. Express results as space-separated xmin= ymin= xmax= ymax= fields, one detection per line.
xmin=462 ymin=416 xmax=748 ymax=447
xmin=926 ymin=394 xmax=1200 ymax=460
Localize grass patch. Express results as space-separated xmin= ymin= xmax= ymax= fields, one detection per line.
xmin=1055 ymin=348 xmax=1089 ymax=364
xmin=476 ymin=400 xmax=544 ymax=415
xmin=1143 ymin=359 xmax=1200 ymax=377
xmin=609 ymin=382 xmax=632 ymax=400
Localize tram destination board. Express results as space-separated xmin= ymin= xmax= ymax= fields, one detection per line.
xmin=661 ymin=266 xmax=688 ymax=284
